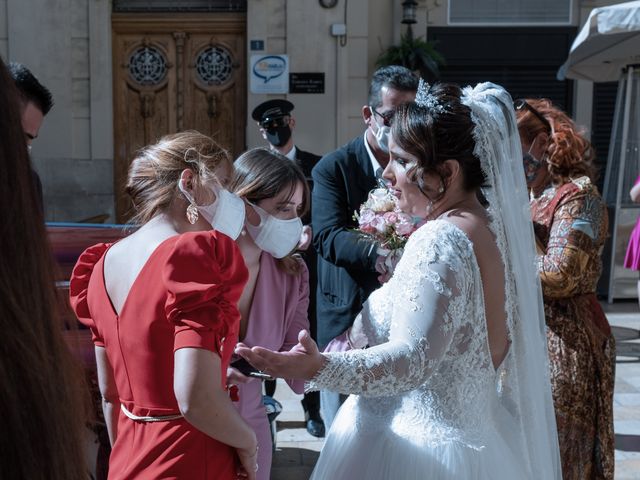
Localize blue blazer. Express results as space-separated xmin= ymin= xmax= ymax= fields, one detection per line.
xmin=311 ymin=135 xmax=380 ymax=348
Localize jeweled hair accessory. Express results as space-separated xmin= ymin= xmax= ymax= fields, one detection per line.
xmin=415 ymin=78 xmax=445 ymax=114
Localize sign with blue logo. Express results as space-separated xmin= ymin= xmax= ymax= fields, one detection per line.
xmin=250 ymin=54 xmax=289 ymax=94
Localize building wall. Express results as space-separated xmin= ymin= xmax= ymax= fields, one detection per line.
xmin=246 ymin=0 xmax=385 ymax=156
xmin=3 ymin=0 xmax=112 ymax=222
xmin=0 ymin=0 xmax=7 ymax=59
xmin=3 ymin=0 xmax=403 ymax=222
xmin=0 ymin=0 xmax=619 ymax=222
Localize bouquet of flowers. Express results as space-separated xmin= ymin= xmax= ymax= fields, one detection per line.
xmin=354 ymin=187 xmax=423 ymax=281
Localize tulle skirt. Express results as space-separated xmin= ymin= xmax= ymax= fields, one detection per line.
xmin=310 ymin=395 xmax=528 ymax=480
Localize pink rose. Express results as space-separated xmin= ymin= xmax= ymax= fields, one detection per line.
xmin=370 ymin=214 xmax=389 ymax=234
xmin=360 ymin=222 xmax=376 ymax=234
xmin=358 ymin=208 xmax=375 ymax=226
xmin=383 ymin=211 xmax=399 ymax=224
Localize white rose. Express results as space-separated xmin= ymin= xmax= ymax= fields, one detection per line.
xmin=367 ymin=188 xmax=396 ymax=212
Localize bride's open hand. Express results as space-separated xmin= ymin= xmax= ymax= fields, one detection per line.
xmin=235 ymin=330 xmax=327 ymax=380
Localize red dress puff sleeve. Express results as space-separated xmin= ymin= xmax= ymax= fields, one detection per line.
xmin=69 ymin=243 xmax=110 ymax=346
xmin=163 ymin=231 xmax=248 ymax=362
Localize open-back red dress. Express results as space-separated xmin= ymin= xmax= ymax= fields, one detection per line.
xmin=70 ymin=230 xmax=248 ymax=479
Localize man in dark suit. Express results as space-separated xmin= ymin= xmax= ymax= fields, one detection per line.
xmin=251 ymin=99 xmax=325 ymax=438
xmin=311 ymin=66 xmax=418 ymax=428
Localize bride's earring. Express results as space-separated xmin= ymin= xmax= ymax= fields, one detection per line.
xmin=437 ymin=184 xmax=444 ymax=194
xmin=186 ymin=202 xmax=199 ymax=224
xmin=425 ymin=199 xmax=434 ymax=218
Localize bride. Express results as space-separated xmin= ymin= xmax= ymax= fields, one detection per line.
xmin=236 ymin=82 xmax=562 ymax=479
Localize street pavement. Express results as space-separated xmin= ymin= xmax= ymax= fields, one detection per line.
xmin=605 ymin=301 xmax=640 ymax=480
xmin=269 ymin=383 xmax=323 ymax=480
xmin=270 ymin=300 xmax=640 ymax=479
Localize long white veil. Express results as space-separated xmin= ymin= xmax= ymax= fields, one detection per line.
xmin=461 ymin=83 xmax=562 ymax=479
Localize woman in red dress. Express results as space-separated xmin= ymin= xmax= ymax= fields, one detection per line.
xmin=69 ymin=131 xmax=258 ymax=479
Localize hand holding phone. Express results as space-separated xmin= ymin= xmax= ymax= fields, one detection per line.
xmin=230 ymin=357 xmax=273 ymax=380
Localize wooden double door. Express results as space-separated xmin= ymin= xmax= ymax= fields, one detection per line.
xmin=112 ymin=13 xmax=246 ymax=221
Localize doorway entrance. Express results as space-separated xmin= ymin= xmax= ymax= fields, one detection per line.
xmin=112 ymin=13 xmax=246 ymax=221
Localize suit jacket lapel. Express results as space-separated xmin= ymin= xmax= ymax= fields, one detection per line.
xmin=354 ymin=135 xmax=377 ymax=194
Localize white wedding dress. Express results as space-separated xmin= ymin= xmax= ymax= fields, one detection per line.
xmin=307 ymin=83 xmax=562 ymax=480
xmin=309 ymin=220 xmax=525 ymax=479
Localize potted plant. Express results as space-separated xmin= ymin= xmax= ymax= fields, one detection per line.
xmin=376 ymin=29 xmax=445 ymax=82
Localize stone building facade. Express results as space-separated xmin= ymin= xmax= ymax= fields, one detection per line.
xmin=0 ymin=0 xmax=622 ymax=222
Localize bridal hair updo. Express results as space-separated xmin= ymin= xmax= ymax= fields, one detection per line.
xmin=125 ymin=130 xmax=232 ymax=225
xmin=391 ymin=82 xmax=486 ymax=200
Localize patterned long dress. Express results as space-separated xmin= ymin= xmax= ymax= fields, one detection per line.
xmin=530 ymin=176 xmax=615 ymax=480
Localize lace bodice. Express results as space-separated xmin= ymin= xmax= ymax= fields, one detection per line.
xmin=308 ymin=220 xmax=500 ymax=449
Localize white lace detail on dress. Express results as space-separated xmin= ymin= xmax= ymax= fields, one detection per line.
xmin=308 ymin=221 xmax=497 ymax=449
xmin=357 ymin=292 xmax=393 ymax=347
xmin=308 ymin=83 xmax=561 ymax=480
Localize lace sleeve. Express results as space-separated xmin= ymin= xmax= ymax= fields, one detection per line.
xmin=348 ymin=289 xmax=393 ymax=348
xmin=307 ymin=222 xmax=470 ymax=396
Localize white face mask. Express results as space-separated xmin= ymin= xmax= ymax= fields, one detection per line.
xmin=178 ymin=180 xmax=246 ymax=240
xmin=370 ymin=107 xmax=391 ymax=153
xmin=245 ymin=203 xmax=303 ymax=258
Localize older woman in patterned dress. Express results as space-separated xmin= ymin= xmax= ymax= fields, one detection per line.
xmin=515 ymin=98 xmax=615 ymax=480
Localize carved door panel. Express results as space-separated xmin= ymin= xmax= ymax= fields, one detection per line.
xmin=112 ymin=31 xmax=176 ymax=222
xmin=184 ymin=34 xmax=245 ymax=156
xmin=112 ymin=14 xmax=246 ymax=221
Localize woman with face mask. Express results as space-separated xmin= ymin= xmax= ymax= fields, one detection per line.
xmin=225 ymin=148 xmax=311 ymax=480
xmin=515 ymin=98 xmax=615 ymax=480
xmin=69 ymin=131 xmax=258 ymax=479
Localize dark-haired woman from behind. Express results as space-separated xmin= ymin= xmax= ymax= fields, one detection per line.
xmin=515 ymin=98 xmax=615 ymax=480
xmin=69 ymin=131 xmax=258 ymax=479
xmin=0 ymin=56 xmax=89 ymax=479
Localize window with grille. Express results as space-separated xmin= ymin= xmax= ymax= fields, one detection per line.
xmin=449 ymin=0 xmax=571 ymax=25
xmin=113 ymin=0 xmax=246 ymax=12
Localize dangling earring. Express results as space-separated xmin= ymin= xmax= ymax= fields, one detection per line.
xmin=186 ymin=202 xmax=199 ymax=224
xmin=437 ymin=184 xmax=444 ymax=194
xmin=425 ymin=199 xmax=434 ymax=219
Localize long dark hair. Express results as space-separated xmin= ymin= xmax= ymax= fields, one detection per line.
xmin=0 ymin=57 xmax=89 ymax=479
xmin=230 ymin=148 xmax=310 ymax=274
